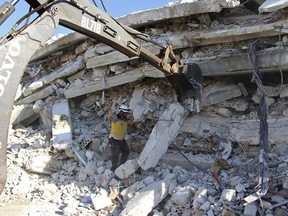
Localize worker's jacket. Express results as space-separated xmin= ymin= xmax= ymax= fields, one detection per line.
xmin=109 ymin=114 xmax=128 ymax=140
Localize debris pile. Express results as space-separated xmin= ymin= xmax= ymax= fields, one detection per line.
xmin=1 ymin=0 xmax=288 ymax=215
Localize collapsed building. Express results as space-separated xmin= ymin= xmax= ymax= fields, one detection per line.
xmin=1 ymin=0 xmax=288 ymax=215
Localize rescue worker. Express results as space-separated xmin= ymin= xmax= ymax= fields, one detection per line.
xmin=108 ymin=104 xmax=131 ymax=171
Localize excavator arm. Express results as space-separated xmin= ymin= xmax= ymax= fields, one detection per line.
xmin=0 ymin=0 xmax=180 ymax=194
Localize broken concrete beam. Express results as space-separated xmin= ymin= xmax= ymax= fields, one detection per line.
xmin=138 ymin=102 xmax=185 ymax=170
xmin=64 ymin=65 xmax=165 ymax=99
xmin=174 ymin=19 xmax=288 ymax=48
xmin=202 ymin=82 xmax=242 ymax=106
xmin=119 ymin=173 xmax=176 ymax=216
xmin=161 ymin=153 xmax=213 ymax=171
xmin=16 ymin=85 xmax=56 ymax=105
xmin=51 ymin=100 xmax=72 ymax=150
xmin=114 ymin=159 xmax=139 ymax=179
xmin=25 ymin=56 xmax=85 ymax=96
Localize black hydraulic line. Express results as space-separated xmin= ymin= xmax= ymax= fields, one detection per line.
xmin=10 ymin=0 xmax=52 ymax=31
xmin=248 ymin=39 xmax=269 ymax=197
xmin=99 ymin=0 xmax=107 ymax=12
xmin=171 ymin=143 xmax=208 ymax=173
xmin=92 ymin=0 xmax=98 ymax=7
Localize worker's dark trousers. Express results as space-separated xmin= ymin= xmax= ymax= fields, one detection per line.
xmin=109 ymin=137 xmax=130 ymax=171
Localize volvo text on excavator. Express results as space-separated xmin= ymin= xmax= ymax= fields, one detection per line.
xmin=0 ymin=0 xmax=203 ymax=194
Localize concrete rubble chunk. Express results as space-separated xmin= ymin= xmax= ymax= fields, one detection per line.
xmin=138 ymin=102 xmax=185 ymax=170
xmin=244 ymin=202 xmax=257 ymax=216
xmin=51 ymin=100 xmax=72 ymax=150
xmin=91 ymin=189 xmax=113 ymax=211
xmin=170 ymin=186 xmax=195 ymax=206
xmin=282 ymin=177 xmax=288 ymax=189
xmin=33 ymin=100 xmax=52 ymax=130
xmin=192 ymin=187 xmax=208 ymax=209
xmin=25 ymin=154 xmax=61 ymax=174
xmin=220 ymin=189 xmax=236 ymax=203
xmin=11 ymin=104 xmax=39 ymax=126
xmin=119 ymin=174 xmax=176 ymax=216
xmin=129 ymin=88 xmax=145 ymax=120
xmin=114 ymin=158 xmax=139 ymax=179
xmin=120 ymin=181 xmax=144 ymax=202
xmin=84 ymin=161 xmax=97 ymax=177
xmin=202 ymin=82 xmax=242 ymax=106
xmin=280 ymin=85 xmax=288 ymax=98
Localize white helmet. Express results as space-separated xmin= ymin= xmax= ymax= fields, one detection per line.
xmin=119 ymin=104 xmax=130 ymax=112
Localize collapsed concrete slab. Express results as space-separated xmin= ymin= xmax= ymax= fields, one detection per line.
xmin=230 ymin=117 xmax=288 ymax=145
xmin=51 ymin=100 xmax=72 ymax=150
xmin=119 ymin=173 xmax=176 ymax=216
xmin=117 ymin=0 xmax=239 ymax=28
xmin=64 ymin=65 xmax=165 ymax=99
xmin=138 ymin=102 xmax=185 ymax=170
xmin=86 ymin=19 xmax=288 ymax=72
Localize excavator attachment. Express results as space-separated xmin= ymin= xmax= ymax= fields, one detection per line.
xmin=0 ymin=0 xmax=196 ymax=194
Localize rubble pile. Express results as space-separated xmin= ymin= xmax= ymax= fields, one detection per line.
xmin=1 ymin=0 xmax=288 ymax=215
